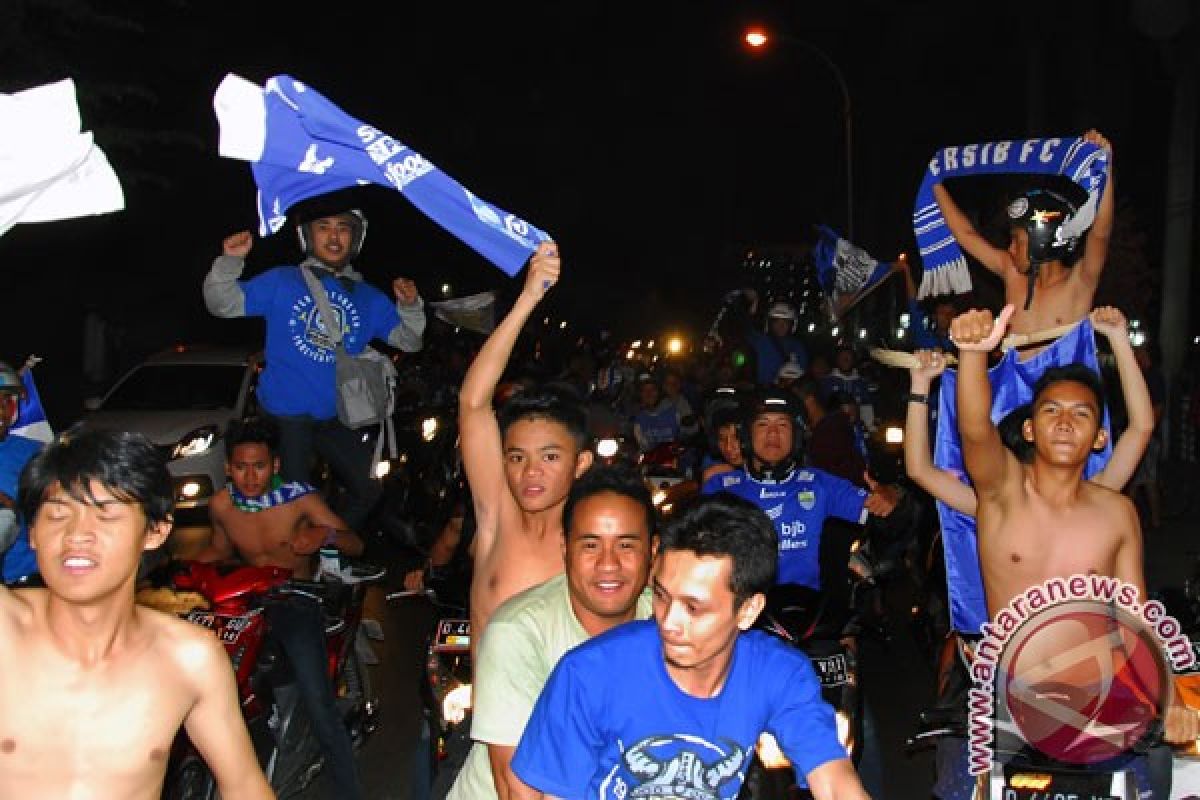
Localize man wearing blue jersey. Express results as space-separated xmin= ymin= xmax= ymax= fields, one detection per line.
xmin=701 ymin=390 xmax=897 ymax=593
xmin=509 ymin=494 xmax=870 ymax=800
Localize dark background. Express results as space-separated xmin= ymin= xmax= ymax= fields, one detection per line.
xmin=1 ymin=0 xmax=1195 ymax=423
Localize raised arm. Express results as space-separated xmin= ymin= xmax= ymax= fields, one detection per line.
xmin=203 ymin=231 xmax=253 ymax=319
xmin=459 ymin=243 xmax=560 ymax=546
xmin=180 ymin=631 xmax=274 ymax=799
xmin=932 ymin=184 xmax=1008 ymax=276
xmin=904 ymin=350 xmax=977 ymax=515
xmin=386 ymin=277 xmax=427 ymax=352
xmin=953 ymin=306 xmax=1020 ymax=500
xmin=1090 ymin=306 xmax=1153 ymax=491
xmin=1077 ymin=130 xmax=1115 ymax=288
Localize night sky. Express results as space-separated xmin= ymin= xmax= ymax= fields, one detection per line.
xmin=0 ymin=0 xmax=1193 ymax=422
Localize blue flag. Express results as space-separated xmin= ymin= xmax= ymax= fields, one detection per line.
xmin=912 ymin=136 xmax=1108 ymax=298
xmin=213 ymin=74 xmax=551 ymax=277
xmin=12 ymin=367 xmax=51 ymax=444
xmin=934 ymin=319 xmax=1111 ymax=634
xmin=812 ymin=226 xmax=893 ymax=319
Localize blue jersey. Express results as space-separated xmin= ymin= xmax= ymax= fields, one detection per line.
xmin=702 ymin=467 xmax=867 ymax=590
xmin=511 ymin=620 xmax=845 ymax=800
xmin=242 ymin=267 xmax=401 ymax=419
xmin=633 ymin=402 xmax=681 ymax=449
xmin=747 ymin=331 xmax=809 ymax=385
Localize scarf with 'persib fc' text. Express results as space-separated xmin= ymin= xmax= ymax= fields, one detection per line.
xmin=912 ymin=136 xmax=1108 ymax=298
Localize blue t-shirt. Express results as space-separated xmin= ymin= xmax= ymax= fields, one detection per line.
xmin=511 ymin=620 xmax=845 ymax=800
xmin=633 ymin=402 xmax=681 ymax=449
xmin=702 ymin=467 xmax=867 ymax=590
xmin=242 ymin=267 xmax=401 ymax=419
xmin=747 ymin=331 xmax=809 ymax=385
xmin=1 ymin=434 xmax=43 ymax=582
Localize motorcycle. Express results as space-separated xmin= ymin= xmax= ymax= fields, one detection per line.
xmin=388 ymin=567 xmax=473 ymax=800
xmin=737 ymin=583 xmax=863 ymax=799
xmin=154 ymin=560 xmax=385 ymax=800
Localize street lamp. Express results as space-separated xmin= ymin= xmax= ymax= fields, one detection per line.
xmin=743 ymin=27 xmax=854 ymax=240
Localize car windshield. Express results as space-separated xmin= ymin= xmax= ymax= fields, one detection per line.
xmin=101 ymin=365 xmax=247 ymax=411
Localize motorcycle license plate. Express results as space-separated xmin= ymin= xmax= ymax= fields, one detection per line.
xmin=184 ymin=609 xmax=259 ymax=644
xmin=1002 ymin=770 xmax=1118 ymax=800
xmin=434 ymin=619 xmax=471 ymax=653
xmin=811 ymin=653 xmax=849 ymax=687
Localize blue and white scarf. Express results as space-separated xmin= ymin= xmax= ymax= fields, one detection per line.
xmin=213 ymin=74 xmax=551 ymax=277
xmin=228 ymin=479 xmax=317 ymax=513
xmin=813 ymin=225 xmax=893 ymax=319
xmin=912 ymin=136 xmax=1109 ymax=299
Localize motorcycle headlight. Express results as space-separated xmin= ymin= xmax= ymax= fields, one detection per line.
xmin=421 ymin=417 xmax=439 ymax=443
xmin=373 ymin=460 xmax=392 ymax=479
xmin=652 ymin=490 xmax=667 ymax=507
xmin=755 ymin=733 xmax=791 ymax=769
xmin=884 ymin=425 xmax=904 ymax=445
xmin=836 ymin=710 xmax=853 ymax=755
xmin=171 ymin=426 xmax=219 ymax=460
xmin=442 ymin=683 xmax=472 ymax=725
xmin=596 ymin=438 xmax=619 ymax=459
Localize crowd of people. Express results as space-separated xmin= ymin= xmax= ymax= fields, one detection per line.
xmin=0 ymin=125 xmax=1194 ymax=800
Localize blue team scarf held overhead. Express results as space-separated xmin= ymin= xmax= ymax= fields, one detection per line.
xmin=813 ymin=225 xmax=894 ymax=319
xmin=213 ymin=74 xmax=551 ymax=277
xmin=912 ymin=136 xmax=1109 ymax=299
xmin=934 ymin=319 xmax=1111 ymax=634
xmin=228 ymin=476 xmax=318 ymax=513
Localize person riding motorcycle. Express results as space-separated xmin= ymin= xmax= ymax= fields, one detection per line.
xmin=746 ymin=298 xmax=810 ymax=386
xmin=700 ymin=389 xmax=899 ymax=595
xmin=0 ymin=360 xmax=42 ymax=584
xmin=631 ymin=373 xmax=685 ymax=453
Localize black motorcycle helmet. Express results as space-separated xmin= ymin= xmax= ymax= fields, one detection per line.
xmin=1006 ymin=188 xmax=1081 ymax=310
xmin=291 ymin=194 xmax=368 ymax=263
xmin=741 ymin=388 xmax=804 ymax=480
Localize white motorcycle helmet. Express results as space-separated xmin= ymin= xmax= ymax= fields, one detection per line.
xmin=766 ymin=301 xmax=798 ymax=334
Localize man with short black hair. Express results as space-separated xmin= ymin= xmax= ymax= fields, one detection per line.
xmin=204 ymin=200 xmax=426 ymax=529
xmin=509 ymin=493 xmax=870 ymax=800
xmin=446 ymin=465 xmax=657 ymax=800
xmin=1 ymin=429 xmax=272 ymax=799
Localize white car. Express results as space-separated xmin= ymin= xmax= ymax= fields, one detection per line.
xmin=85 ymin=347 xmax=261 ymax=514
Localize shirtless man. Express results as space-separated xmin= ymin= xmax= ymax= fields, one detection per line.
xmin=933 ymin=129 xmax=1114 ymax=338
xmin=197 ymin=417 xmax=363 ymax=578
xmin=954 ymin=304 xmax=1198 ymax=744
xmin=0 ymin=429 xmax=272 ymax=800
xmin=197 ymin=416 xmax=366 ymax=799
xmin=459 ymin=241 xmax=593 ymax=645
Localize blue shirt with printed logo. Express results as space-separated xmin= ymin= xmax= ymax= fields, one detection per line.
xmin=242 ymin=267 xmax=401 ymax=419
xmin=511 ymin=620 xmax=846 ymax=800
xmin=701 ymin=467 xmax=867 ymax=590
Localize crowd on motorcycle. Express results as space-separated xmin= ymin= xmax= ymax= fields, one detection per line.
xmin=2 ymin=126 xmax=1199 ymax=800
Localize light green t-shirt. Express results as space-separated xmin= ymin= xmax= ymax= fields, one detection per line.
xmin=446 ymin=573 xmax=653 ymax=800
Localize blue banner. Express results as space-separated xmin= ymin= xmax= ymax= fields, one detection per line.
xmin=214 ymin=74 xmax=551 ymax=277
xmin=934 ymin=319 xmax=1111 ymax=634
xmin=813 ymin=225 xmax=893 ymax=318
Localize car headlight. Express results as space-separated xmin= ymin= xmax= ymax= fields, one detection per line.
xmin=836 ymin=710 xmax=853 ymax=755
xmin=884 ymin=425 xmax=904 ymax=445
xmin=442 ymin=683 xmax=472 ymax=725
xmin=421 ymin=417 xmax=439 ymax=442
xmin=172 ymin=426 xmax=219 ymax=460
xmin=596 ymin=438 xmax=619 ymax=459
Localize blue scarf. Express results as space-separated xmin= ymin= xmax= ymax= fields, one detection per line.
xmin=214 ymin=74 xmax=551 ymax=277
xmin=912 ymin=136 xmax=1109 ymax=298
xmin=228 ymin=478 xmax=317 ymax=513
xmin=933 ymin=319 xmax=1111 ymax=634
